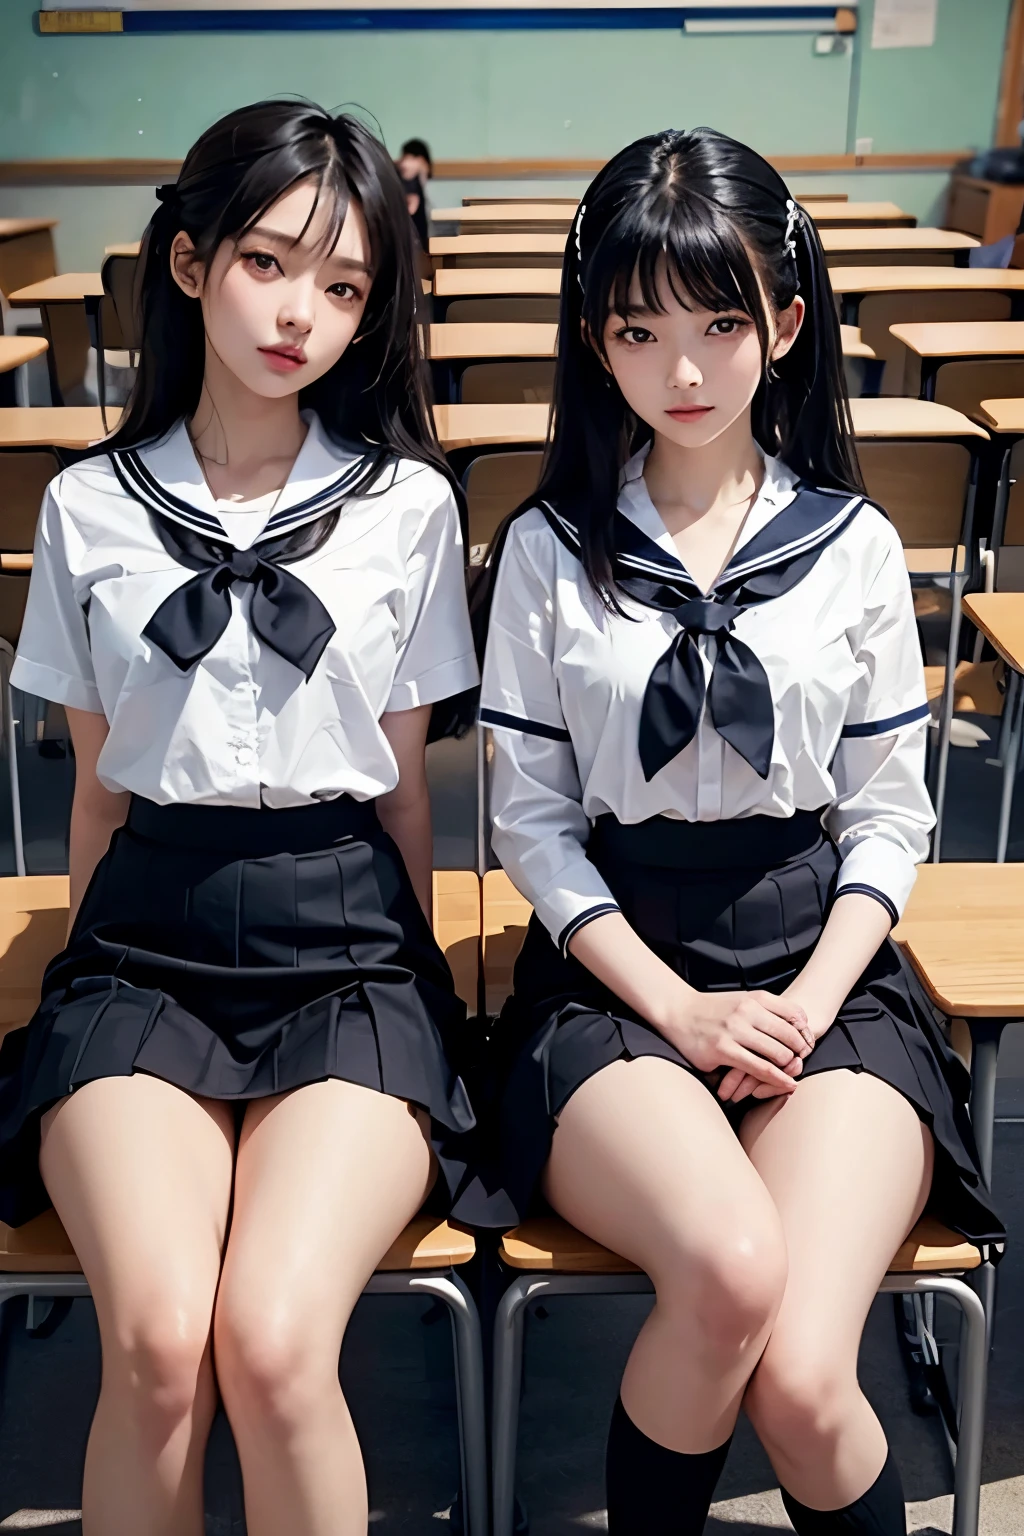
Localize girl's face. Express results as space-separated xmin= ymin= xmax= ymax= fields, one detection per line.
xmin=600 ymin=259 xmax=804 ymax=450
xmin=171 ymin=177 xmax=373 ymax=399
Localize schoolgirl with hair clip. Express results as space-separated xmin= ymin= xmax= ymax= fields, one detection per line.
xmin=0 ymin=99 xmax=479 ymax=1534
xmin=476 ymin=128 xmax=1003 ymax=1535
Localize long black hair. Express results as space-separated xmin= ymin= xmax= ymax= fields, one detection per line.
xmin=475 ymin=126 xmax=862 ymax=619
xmin=97 ymin=98 xmax=453 ymax=499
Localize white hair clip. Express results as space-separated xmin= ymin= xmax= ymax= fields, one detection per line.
xmin=783 ymin=198 xmax=800 ymax=260
xmin=575 ymin=203 xmax=586 ymax=293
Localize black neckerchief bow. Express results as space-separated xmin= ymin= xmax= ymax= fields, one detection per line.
xmin=540 ymin=484 xmax=868 ymax=781
xmin=140 ymin=512 xmax=338 ymax=679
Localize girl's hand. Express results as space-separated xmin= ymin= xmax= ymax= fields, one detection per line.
xmin=716 ymin=981 xmax=837 ymax=1104
xmin=664 ymin=988 xmax=815 ymax=1098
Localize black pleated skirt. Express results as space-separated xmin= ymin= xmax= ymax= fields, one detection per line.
xmin=487 ymin=810 xmax=1003 ymax=1249
xmin=0 ymin=795 xmax=477 ymax=1227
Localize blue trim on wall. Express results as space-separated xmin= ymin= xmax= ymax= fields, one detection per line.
xmin=103 ymin=7 xmax=843 ymax=34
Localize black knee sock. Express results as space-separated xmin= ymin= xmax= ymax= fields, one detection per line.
xmin=780 ymin=1450 xmax=907 ymax=1536
xmin=605 ymin=1395 xmax=732 ymax=1535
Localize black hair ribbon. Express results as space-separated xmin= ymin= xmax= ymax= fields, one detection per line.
xmin=143 ymin=513 xmax=337 ymax=679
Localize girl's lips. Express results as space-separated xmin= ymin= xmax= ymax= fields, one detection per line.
xmin=666 ymin=405 xmax=713 ymax=419
xmin=259 ymin=347 xmax=306 ymax=372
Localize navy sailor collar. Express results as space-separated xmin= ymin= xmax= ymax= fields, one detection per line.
xmin=541 ymin=464 xmax=870 ymax=603
xmin=109 ymin=411 xmax=373 ymax=543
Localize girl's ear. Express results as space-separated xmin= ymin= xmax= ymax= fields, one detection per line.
xmin=770 ymin=294 xmax=805 ymax=363
xmin=169 ymin=232 xmax=203 ymax=301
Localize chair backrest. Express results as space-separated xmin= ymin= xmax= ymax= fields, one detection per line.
xmin=0 ymin=449 xmax=59 ymax=551
xmin=101 ymin=254 xmax=141 ymax=353
xmin=858 ymin=291 xmax=1010 ymax=394
xmin=464 ymin=451 xmax=544 ymax=555
xmin=857 ymin=440 xmax=972 ymax=549
xmin=0 ymin=574 xmax=30 ymax=648
xmin=460 ymin=360 xmax=555 ymax=404
xmin=0 ymin=877 xmax=69 ymax=1041
xmin=432 ymin=870 xmax=481 ymax=1015
xmin=444 ymin=297 xmax=560 ymax=325
xmin=482 ymin=869 xmax=531 ymax=1017
xmin=932 ymin=360 xmax=1024 ymax=420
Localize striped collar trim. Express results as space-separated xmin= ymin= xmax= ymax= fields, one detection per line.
xmin=109 ymin=444 xmax=372 ymax=542
xmin=541 ymin=484 xmax=868 ymax=594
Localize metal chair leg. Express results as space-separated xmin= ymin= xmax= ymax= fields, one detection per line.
xmin=996 ymin=672 xmax=1023 ymax=862
xmin=492 ymin=1275 xmax=540 ymax=1536
xmin=367 ymin=1270 xmax=489 ymax=1536
xmin=931 ymin=572 xmax=967 ymax=862
xmin=0 ymin=643 xmax=26 ymax=876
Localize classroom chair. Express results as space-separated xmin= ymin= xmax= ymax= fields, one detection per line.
xmin=88 ymin=252 xmax=140 ymax=430
xmin=480 ymin=870 xmax=991 ymax=1536
xmin=857 ymin=291 xmax=1011 ymax=396
xmin=0 ymin=872 xmax=489 ymax=1536
xmin=460 ymin=360 xmax=555 ymax=406
xmin=462 ymin=450 xmax=544 ymax=562
xmin=443 ymin=297 xmax=561 ymax=325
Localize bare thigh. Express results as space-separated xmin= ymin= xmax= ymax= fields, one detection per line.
xmin=39 ymin=1074 xmax=235 ymax=1353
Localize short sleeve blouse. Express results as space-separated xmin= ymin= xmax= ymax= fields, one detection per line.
xmin=12 ymin=413 xmax=478 ymax=808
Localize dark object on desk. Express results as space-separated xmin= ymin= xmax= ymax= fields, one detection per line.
xmin=965 ymin=149 xmax=1024 ymax=184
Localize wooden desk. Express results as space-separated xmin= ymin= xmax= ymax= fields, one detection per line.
xmin=796 ymin=191 xmax=848 ymax=202
xmin=104 ymin=242 xmax=141 ymax=258
xmin=433 ymin=204 xmax=574 ymax=228
xmin=9 ymin=274 xmax=105 ymax=406
xmin=946 ymin=173 xmax=1024 ymax=245
xmin=0 ymin=338 xmax=48 ymax=375
xmin=432 ymin=266 xmax=562 ymax=320
xmin=433 ymin=402 xmax=550 ymax=451
xmin=962 ymin=592 xmax=1024 ymax=673
xmin=0 ymin=407 xmax=113 ymax=450
xmin=960 ymin=592 xmax=1024 ymax=864
xmin=430 ymin=233 xmax=566 ymax=270
xmin=831 ymin=266 xmax=1024 ymax=325
xmin=977 ymin=398 xmax=1024 ymax=434
xmin=0 ymin=219 xmax=57 ymax=301
xmin=428 ymin=322 xmax=556 ymax=361
xmin=819 ymin=228 xmax=978 ymax=268
xmin=809 ymin=200 xmax=914 ymax=227
xmin=891 ymin=321 xmax=1024 ymax=400
xmin=849 ymin=396 xmax=987 ymax=439
xmin=839 ymin=325 xmax=874 ymax=359
xmin=463 ymin=197 xmax=578 ymax=207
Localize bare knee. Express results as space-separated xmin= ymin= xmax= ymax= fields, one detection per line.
xmin=745 ymin=1347 xmax=852 ymax=1455
xmin=652 ymin=1217 xmax=787 ymax=1362
xmin=104 ymin=1304 xmax=214 ymax=1448
xmin=214 ymin=1289 xmax=347 ymax=1434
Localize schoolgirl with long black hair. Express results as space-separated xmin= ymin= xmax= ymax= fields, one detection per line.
xmin=476 ymin=128 xmax=1002 ymax=1535
xmin=0 ymin=100 xmax=479 ymax=1534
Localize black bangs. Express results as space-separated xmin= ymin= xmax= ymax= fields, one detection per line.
xmin=469 ymin=125 xmax=863 ymax=639
xmin=97 ymin=97 xmax=457 ymax=523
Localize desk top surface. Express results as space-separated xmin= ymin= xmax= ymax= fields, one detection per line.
xmin=807 ymin=200 xmax=913 ymax=225
xmin=0 ymin=337 xmax=48 ymax=374
xmin=433 ymin=267 xmax=562 ymax=297
xmin=962 ymin=592 xmax=1024 ymax=673
xmin=0 ymin=220 xmax=57 ymax=242
xmin=0 ymin=407 xmax=115 ymax=448
xmin=430 ymin=232 xmax=567 ymax=256
xmin=433 ymin=402 xmax=550 ymax=449
xmin=433 ymin=204 xmax=575 ymax=225
xmin=849 ymin=396 xmax=987 ymax=438
xmin=428 ymin=321 xmax=557 ymax=359
xmin=8 ymin=273 xmax=103 ymax=305
xmin=830 ymin=266 xmax=1024 ymax=295
xmin=889 ymin=320 xmax=1024 ymax=357
xmin=977 ymin=398 xmax=1024 ymax=432
xmin=819 ymin=227 xmax=978 ymax=252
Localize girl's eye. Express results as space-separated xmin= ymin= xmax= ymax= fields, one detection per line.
xmin=244 ymin=252 xmax=280 ymax=275
xmin=328 ymin=282 xmax=360 ymax=300
xmin=616 ymin=326 xmax=655 ymax=345
xmin=707 ymin=316 xmax=750 ymax=336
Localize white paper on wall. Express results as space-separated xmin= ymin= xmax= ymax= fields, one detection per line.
xmin=871 ymin=0 xmax=938 ymax=49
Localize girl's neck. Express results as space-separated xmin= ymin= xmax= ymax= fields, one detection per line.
xmin=642 ymin=414 xmax=764 ymax=526
xmin=188 ymin=346 xmax=308 ymax=503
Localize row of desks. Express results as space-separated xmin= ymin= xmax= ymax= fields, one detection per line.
xmin=0 ymin=395 xmax=1015 ymax=454
xmin=431 ymin=199 xmax=916 ymax=231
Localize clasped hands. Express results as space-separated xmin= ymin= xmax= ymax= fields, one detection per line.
xmin=659 ymin=980 xmax=835 ymax=1105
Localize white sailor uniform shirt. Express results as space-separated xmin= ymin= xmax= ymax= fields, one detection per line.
xmin=480 ymin=450 xmax=934 ymax=955
xmin=12 ymin=412 xmax=479 ymax=808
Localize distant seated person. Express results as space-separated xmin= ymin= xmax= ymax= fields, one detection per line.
xmin=402 ymin=174 xmax=429 ymax=249
xmin=397 ymin=135 xmax=432 ymax=188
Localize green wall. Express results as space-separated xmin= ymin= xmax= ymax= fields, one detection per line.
xmin=0 ymin=0 xmax=1013 ymax=271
